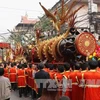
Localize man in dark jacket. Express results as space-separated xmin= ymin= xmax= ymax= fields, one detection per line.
xmin=35 ymin=62 xmax=50 ymax=98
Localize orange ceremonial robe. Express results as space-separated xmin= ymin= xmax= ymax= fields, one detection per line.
xmin=17 ymin=69 xmax=26 ymax=87
xmin=84 ymin=70 xmax=100 ymax=100
xmin=4 ymin=68 xmax=9 ymax=78
xmin=63 ymin=71 xmax=71 ymax=98
xmin=69 ymin=70 xmax=79 ymax=100
xmin=9 ymin=67 xmax=17 ymax=83
xmin=49 ymin=70 xmax=56 ymax=79
xmin=77 ymin=71 xmax=87 ymax=100
xmin=55 ymin=72 xmax=64 ymax=96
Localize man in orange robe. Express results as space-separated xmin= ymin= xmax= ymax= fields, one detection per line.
xmin=17 ymin=64 xmax=27 ymax=97
xmin=77 ymin=62 xmax=89 ymax=100
xmin=49 ymin=64 xmax=57 ymax=79
xmin=4 ymin=63 xmax=9 ymax=78
xmin=62 ymin=63 xmax=71 ymax=98
xmin=31 ymin=64 xmax=38 ymax=99
xmin=69 ymin=62 xmax=81 ymax=100
xmin=54 ymin=65 xmax=64 ymax=96
xmin=25 ymin=64 xmax=30 ymax=90
xmin=24 ymin=65 xmax=28 ymax=87
xmin=9 ymin=63 xmax=17 ymax=91
xmin=84 ymin=60 xmax=100 ymax=100
xmin=43 ymin=63 xmax=50 ymax=72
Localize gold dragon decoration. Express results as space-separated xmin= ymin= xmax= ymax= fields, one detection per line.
xmin=33 ymin=0 xmax=85 ymax=62
xmin=6 ymin=43 xmax=25 ymax=62
xmin=13 ymin=43 xmax=25 ymax=62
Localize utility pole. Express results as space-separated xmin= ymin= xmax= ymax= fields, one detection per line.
xmin=88 ymin=0 xmax=93 ymax=14
xmin=88 ymin=0 xmax=94 ymax=33
xmin=88 ymin=0 xmax=97 ymax=33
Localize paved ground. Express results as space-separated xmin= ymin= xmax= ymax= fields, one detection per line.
xmin=10 ymin=90 xmax=34 ymax=100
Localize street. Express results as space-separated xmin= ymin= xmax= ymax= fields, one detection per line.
xmin=10 ymin=90 xmax=32 ymax=100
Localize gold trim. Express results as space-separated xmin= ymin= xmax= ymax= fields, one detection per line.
xmin=18 ymin=86 xmax=26 ymax=88
xmin=89 ymin=70 xmax=96 ymax=72
xmin=72 ymin=82 xmax=78 ymax=85
xmin=85 ymin=85 xmax=100 ymax=88
xmin=18 ymin=76 xmax=25 ymax=78
xmin=82 ymin=73 xmax=84 ymax=80
xmin=10 ymin=73 xmax=16 ymax=75
xmin=76 ymin=76 xmax=79 ymax=83
xmin=63 ymin=75 xmax=68 ymax=80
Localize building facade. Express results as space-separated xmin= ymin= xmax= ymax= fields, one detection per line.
xmin=11 ymin=14 xmax=39 ymax=46
xmin=51 ymin=0 xmax=100 ymax=34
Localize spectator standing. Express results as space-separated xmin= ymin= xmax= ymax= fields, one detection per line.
xmin=35 ymin=62 xmax=50 ymax=98
xmin=0 ymin=68 xmax=11 ymax=100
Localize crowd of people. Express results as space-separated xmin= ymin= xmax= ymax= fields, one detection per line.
xmin=0 ymin=58 xmax=100 ymax=100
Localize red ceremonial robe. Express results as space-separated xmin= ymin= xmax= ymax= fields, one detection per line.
xmin=17 ymin=69 xmax=26 ymax=87
xmin=84 ymin=70 xmax=100 ymax=100
xmin=69 ymin=70 xmax=80 ymax=100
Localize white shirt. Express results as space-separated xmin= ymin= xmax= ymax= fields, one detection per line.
xmin=0 ymin=76 xmax=11 ymax=100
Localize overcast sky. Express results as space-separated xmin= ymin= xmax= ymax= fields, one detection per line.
xmin=0 ymin=0 xmax=59 ymax=38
